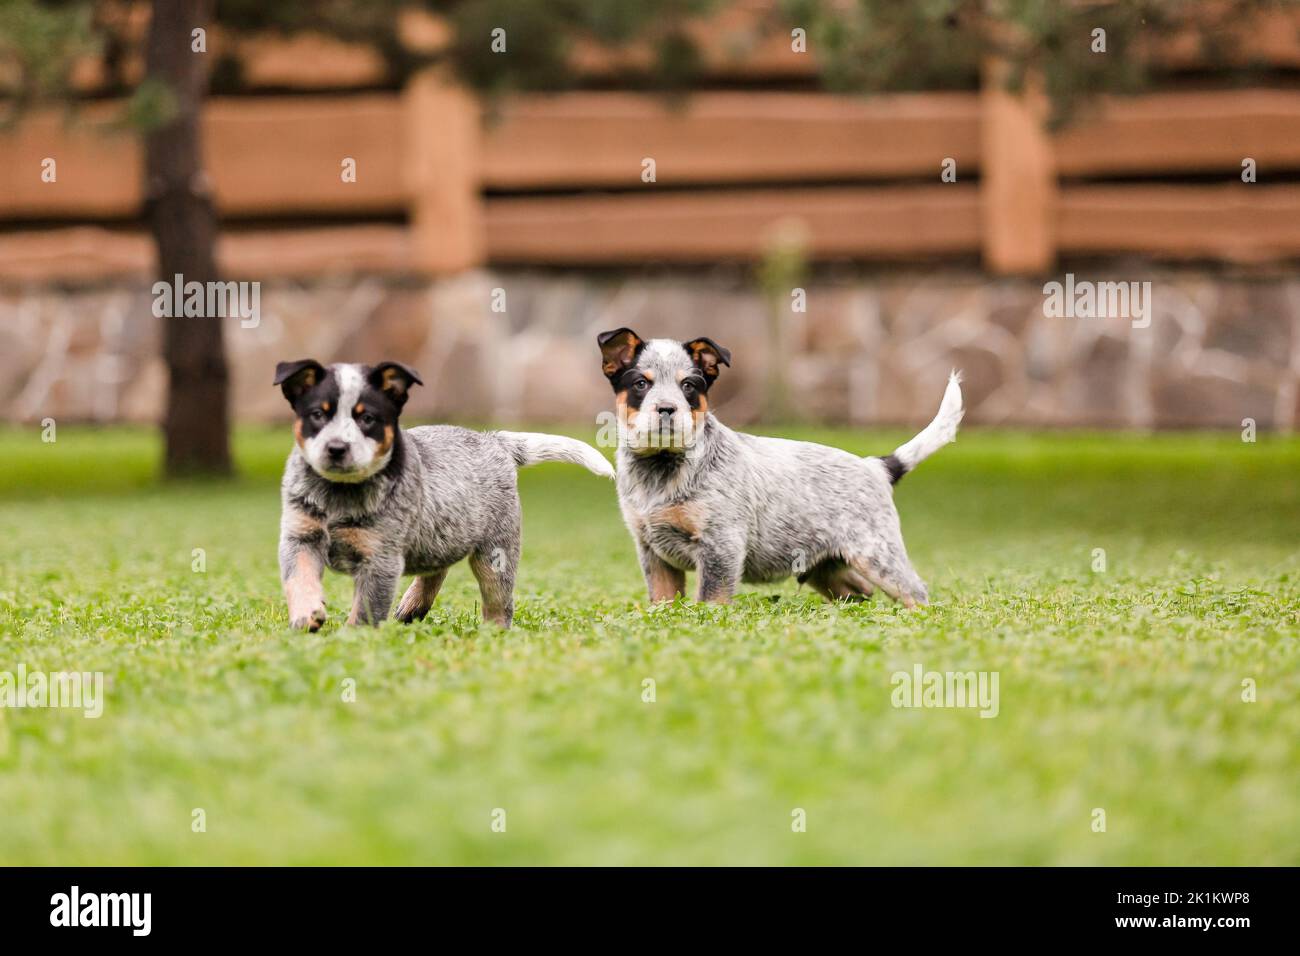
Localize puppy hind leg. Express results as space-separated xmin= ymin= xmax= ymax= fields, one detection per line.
xmin=849 ymin=553 xmax=928 ymax=608
xmin=395 ymin=568 xmax=449 ymax=623
xmin=469 ymin=544 xmax=518 ymax=628
xmin=801 ymin=560 xmax=875 ymax=603
xmin=839 ymin=567 xmax=877 ymax=600
xmin=800 ymin=561 xmax=840 ymax=602
xmin=823 ymin=565 xmax=876 ymax=602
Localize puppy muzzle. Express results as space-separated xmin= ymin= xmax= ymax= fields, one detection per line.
xmin=623 ymin=409 xmax=700 ymax=456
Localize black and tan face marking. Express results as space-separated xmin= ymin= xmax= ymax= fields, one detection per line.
xmin=274 ymin=359 xmax=422 ymax=482
xmin=677 ymin=369 xmax=710 ymax=426
xmin=677 ymin=338 xmax=730 ymax=427
xmin=595 ymin=330 xmax=730 ymax=453
xmin=275 ymin=359 xmax=336 ymax=449
xmin=614 ymin=367 xmax=655 ymax=418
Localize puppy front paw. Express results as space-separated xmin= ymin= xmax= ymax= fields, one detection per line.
xmin=290 ymin=603 xmax=328 ymax=631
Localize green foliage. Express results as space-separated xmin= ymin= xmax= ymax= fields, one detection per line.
xmin=441 ymin=0 xmax=716 ymax=94
xmin=6 ymin=1 xmax=1295 ymax=124
xmin=214 ymin=0 xmax=418 ymax=84
xmin=208 ymin=0 xmax=720 ymax=92
xmin=0 ymin=0 xmax=97 ymax=116
xmin=1 ymin=426 xmax=1297 ymax=863
xmin=784 ymin=0 xmax=983 ymax=93
xmin=785 ymin=0 xmax=1299 ymax=125
xmin=120 ymin=75 xmax=177 ymax=132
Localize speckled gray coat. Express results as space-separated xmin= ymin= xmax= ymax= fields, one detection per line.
xmin=279 ymin=424 xmax=613 ymax=630
xmin=599 ymin=332 xmax=963 ymax=607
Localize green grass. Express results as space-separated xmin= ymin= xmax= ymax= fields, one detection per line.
xmin=0 ymin=424 xmax=1297 ymax=865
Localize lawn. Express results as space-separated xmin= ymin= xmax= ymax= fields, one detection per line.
xmin=0 ymin=424 xmax=1297 ymax=865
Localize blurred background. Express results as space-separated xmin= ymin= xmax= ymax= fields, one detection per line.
xmin=3 ymin=3 xmax=1299 ymax=868
xmin=2 ymin=0 xmax=1298 ymax=475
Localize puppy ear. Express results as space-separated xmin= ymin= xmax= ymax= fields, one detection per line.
xmin=368 ymin=361 xmax=423 ymax=408
xmin=684 ymin=337 xmax=731 ymax=380
xmin=273 ymin=359 xmax=326 ymax=404
xmin=597 ymin=328 xmax=644 ymax=381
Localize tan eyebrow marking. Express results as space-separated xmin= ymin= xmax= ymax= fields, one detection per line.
xmin=355 ymin=403 xmax=365 ymax=414
xmin=642 ymin=370 xmax=655 ymax=382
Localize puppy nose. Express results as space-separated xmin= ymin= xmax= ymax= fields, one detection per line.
xmin=326 ymin=440 xmax=348 ymax=461
xmin=656 ymin=404 xmax=675 ymax=418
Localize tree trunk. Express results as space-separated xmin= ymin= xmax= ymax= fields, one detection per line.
xmin=144 ymin=0 xmax=231 ymax=477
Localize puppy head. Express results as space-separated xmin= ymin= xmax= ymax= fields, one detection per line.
xmin=274 ymin=359 xmax=422 ymax=483
xmin=596 ymin=328 xmax=730 ymax=455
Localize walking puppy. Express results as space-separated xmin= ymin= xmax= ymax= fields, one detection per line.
xmin=597 ymin=329 xmax=963 ymax=607
xmin=275 ymin=359 xmax=614 ymax=630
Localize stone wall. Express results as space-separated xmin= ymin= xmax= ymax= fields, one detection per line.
xmin=2 ymin=269 xmax=1296 ymax=430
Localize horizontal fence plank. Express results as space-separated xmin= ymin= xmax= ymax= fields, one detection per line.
xmin=0 ymin=103 xmax=141 ymax=217
xmin=0 ymin=188 xmax=978 ymax=279
xmin=6 ymin=86 xmax=1299 ymax=220
xmin=5 ymin=184 xmax=1299 ymax=280
xmin=230 ymin=31 xmax=389 ymax=89
xmin=56 ymin=10 xmax=445 ymax=93
xmin=0 ymin=90 xmax=983 ymax=219
xmin=0 ymin=95 xmax=404 ymax=219
xmin=481 ymin=92 xmax=981 ymax=189
xmin=0 ymin=227 xmax=150 ymax=282
xmin=217 ymin=224 xmax=412 ymax=275
xmin=203 ymin=96 xmax=404 ymax=214
xmin=1055 ymin=89 xmax=1300 ymax=176
xmin=484 ymin=186 xmax=980 ymax=263
xmin=0 ymin=225 xmax=412 ymax=283
xmin=5 ymin=85 xmax=1300 ymax=275
xmin=1151 ymin=8 xmax=1300 ymax=69
xmin=1057 ymin=184 xmax=1300 ymax=261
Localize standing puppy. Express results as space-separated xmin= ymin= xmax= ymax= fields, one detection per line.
xmin=597 ymin=329 xmax=963 ymax=607
xmin=275 ymin=359 xmax=614 ymax=630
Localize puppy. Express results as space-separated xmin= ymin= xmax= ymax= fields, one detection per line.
xmin=275 ymin=359 xmax=614 ymax=630
xmin=597 ymin=329 xmax=963 ymax=607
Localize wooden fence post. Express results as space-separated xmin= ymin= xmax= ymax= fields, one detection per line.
xmin=980 ymin=59 xmax=1056 ymax=274
xmin=403 ymin=69 xmax=484 ymax=273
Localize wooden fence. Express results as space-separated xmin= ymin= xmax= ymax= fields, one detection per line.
xmin=2 ymin=19 xmax=1300 ymax=280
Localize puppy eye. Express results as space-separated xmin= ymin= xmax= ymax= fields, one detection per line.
xmin=681 ymin=380 xmax=696 ymax=395
xmin=358 ymin=412 xmax=376 ymax=427
xmin=632 ymin=380 xmax=650 ymax=393
xmin=309 ymin=408 xmax=327 ymax=423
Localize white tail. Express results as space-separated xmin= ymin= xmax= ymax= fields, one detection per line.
xmin=496 ymin=431 xmax=615 ymax=479
xmin=881 ymin=371 xmax=963 ymax=483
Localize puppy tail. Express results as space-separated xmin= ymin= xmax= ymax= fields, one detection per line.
xmin=877 ymin=371 xmax=963 ymax=486
xmin=496 ymin=431 xmax=615 ymax=479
